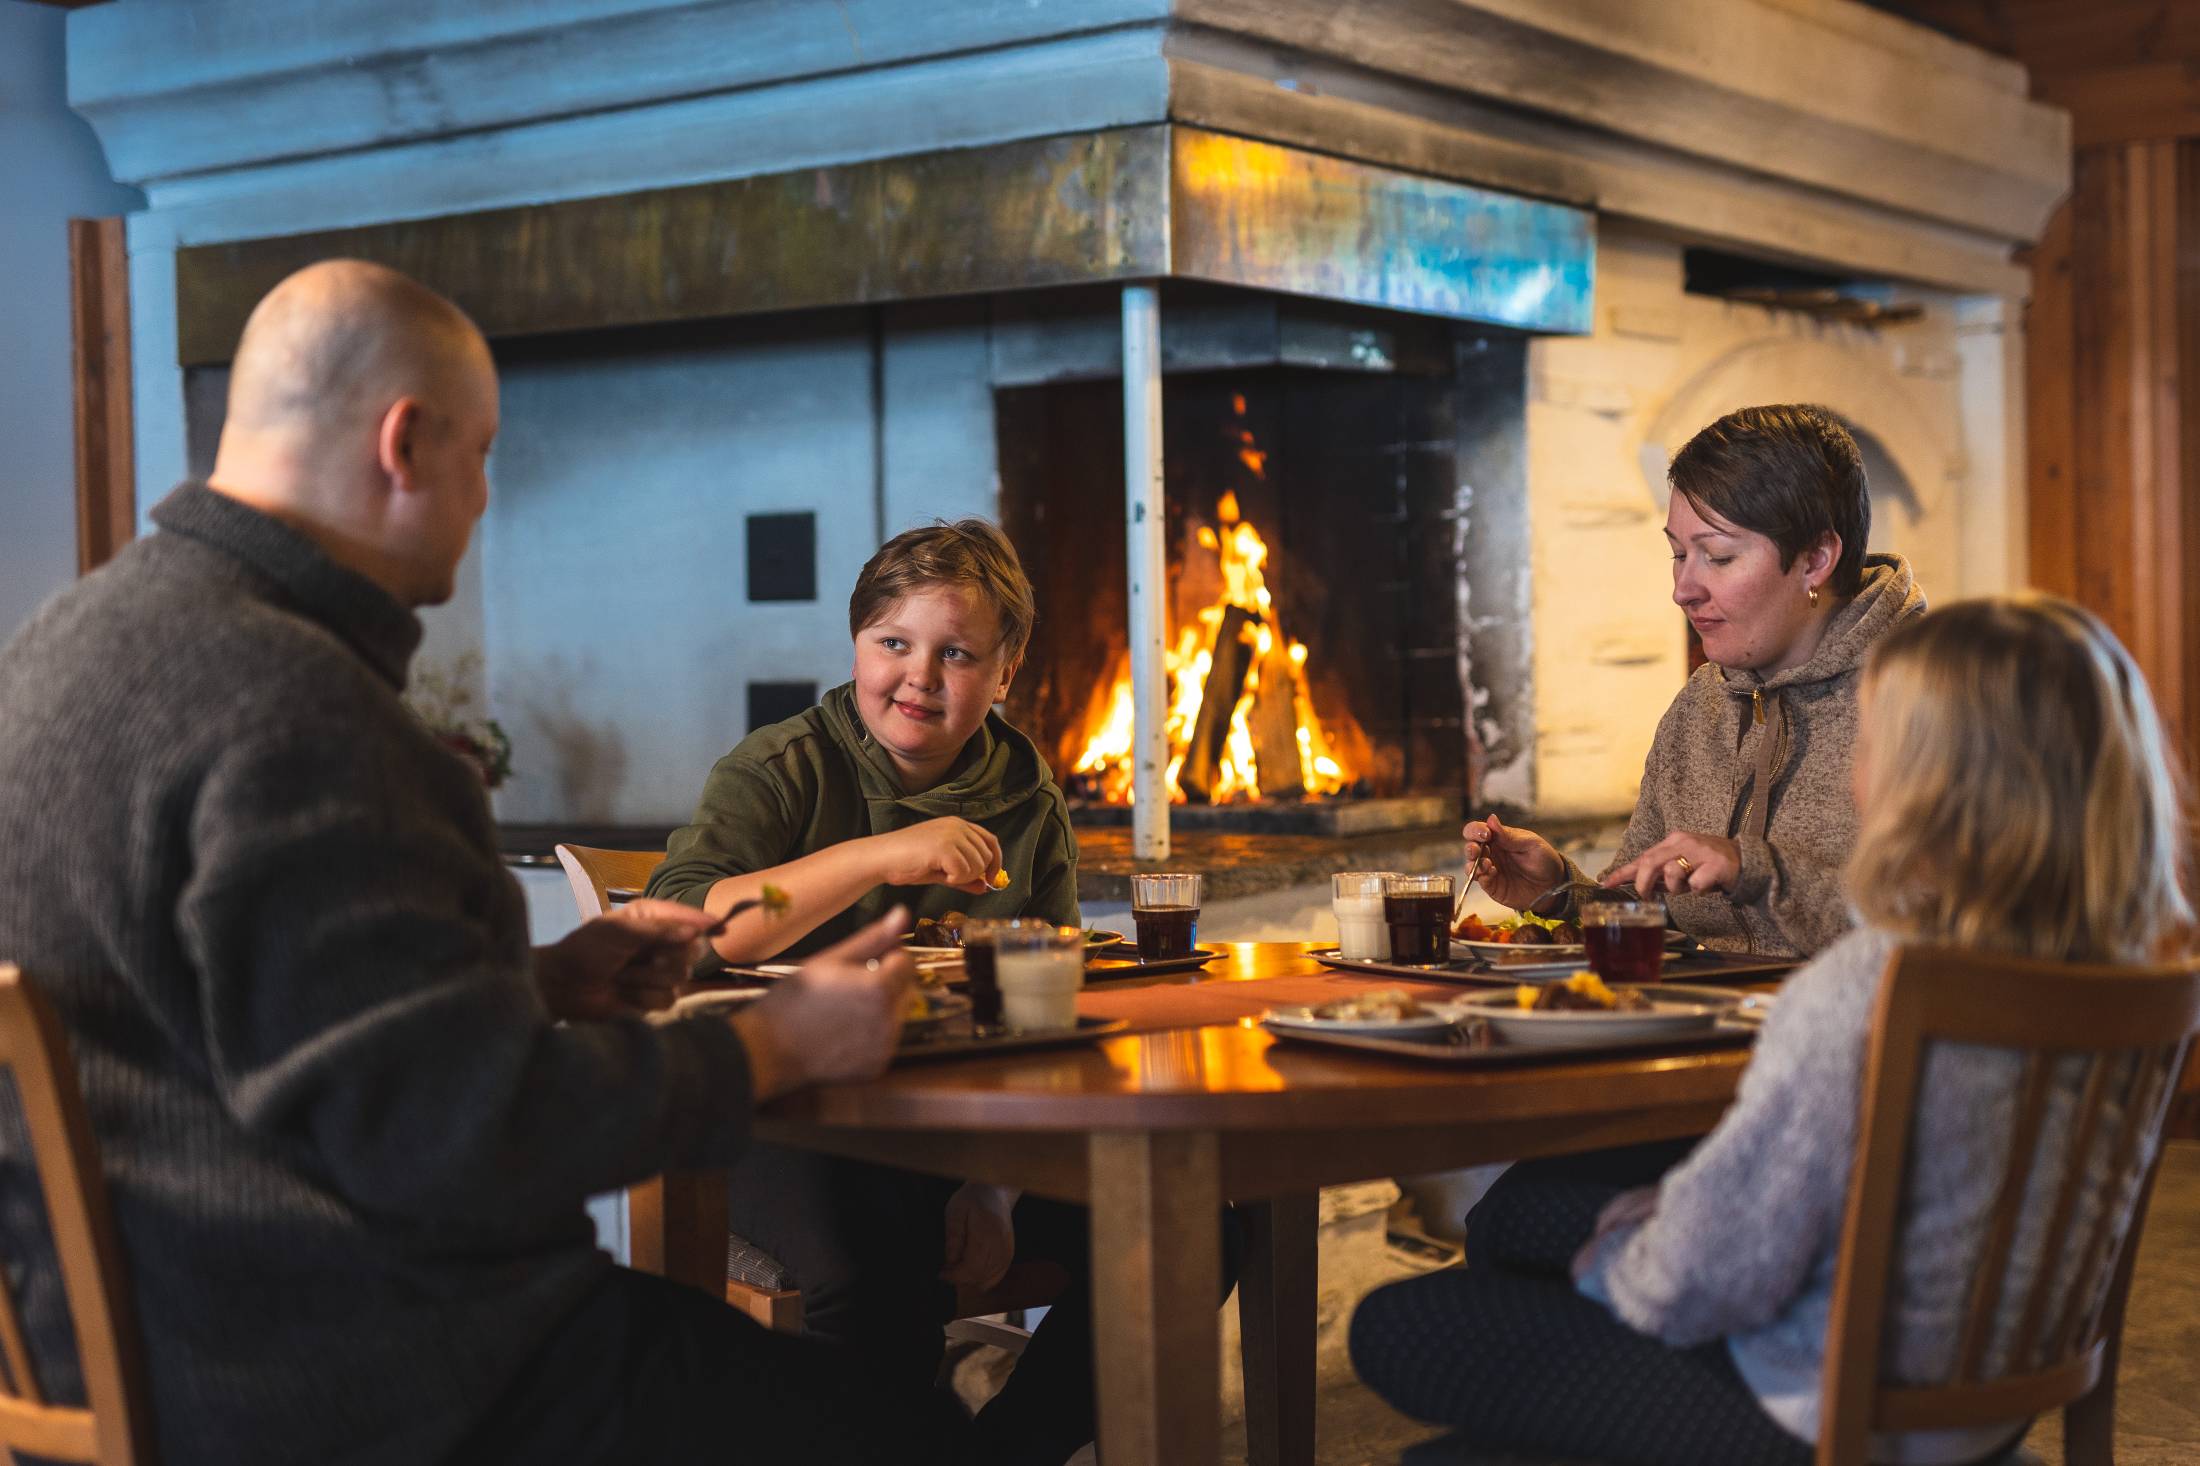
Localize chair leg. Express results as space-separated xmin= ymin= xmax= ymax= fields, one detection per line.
xmin=2062 ymin=1334 xmax=2119 ymax=1466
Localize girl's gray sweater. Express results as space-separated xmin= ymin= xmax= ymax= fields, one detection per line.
xmin=1579 ymin=926 xmax=2157 ymax=1462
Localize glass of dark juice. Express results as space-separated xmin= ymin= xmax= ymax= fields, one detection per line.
xmin=960 ymin=917 xmax=1008 ymax=1030
xmin=1382 ymin=873 xmax=1455 ymax=965
xmin=1582 ymin=899 xmax=1667 ymax=984
xmin=1130 ymin=873 xmax=1203 ymax=960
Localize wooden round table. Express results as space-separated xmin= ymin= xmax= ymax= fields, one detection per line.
xmin=738 ymin=943 xmax=1765 ymax=1466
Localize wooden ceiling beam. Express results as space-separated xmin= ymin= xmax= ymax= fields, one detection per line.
xmin=1874 ymin=0 xmax=2200 ymax=145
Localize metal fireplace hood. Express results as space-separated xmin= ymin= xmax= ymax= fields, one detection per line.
xmin=172 ymin=124 xmax=1593 ymax=365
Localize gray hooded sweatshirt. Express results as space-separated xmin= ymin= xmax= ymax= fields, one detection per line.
xmin=1568 ymin=553 xmax=1926 ymax=958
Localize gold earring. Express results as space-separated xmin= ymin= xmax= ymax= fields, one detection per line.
xmin=1807 ymin=586 xmax=1821 ymax=608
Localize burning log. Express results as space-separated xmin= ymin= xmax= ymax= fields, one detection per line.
xmin=1179 ymin=604 xmax=1259 ymax=803
xmin=1248 ymin=639 xmax=1305 ymax=801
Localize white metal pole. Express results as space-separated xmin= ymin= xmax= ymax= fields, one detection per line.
xmin=1122 ymin=283 xmax=1170 ymax=861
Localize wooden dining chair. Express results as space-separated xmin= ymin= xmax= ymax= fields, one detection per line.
xmin=1818 ymin=944 xmax=2200 ymax=1466
xmin=0 ymin=964 xmax=154 ymax=1465
xmin=555 ymin=845 xmax=806 ymax=1329
xmin=551 ymin=843 xmax=667 ymax=920
xmin=551 ymin=845 xmax=1064 ymax=1346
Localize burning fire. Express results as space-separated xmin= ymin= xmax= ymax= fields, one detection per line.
xmin=1072 ymin=408 xmax=1354 ymax=804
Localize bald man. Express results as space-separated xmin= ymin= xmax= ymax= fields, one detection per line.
xmin=0 ymin=261 xmax=944 ymax=1464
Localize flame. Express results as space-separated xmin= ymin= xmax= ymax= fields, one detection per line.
xmin=1072 ymin=469 xmax=1355 ymax=804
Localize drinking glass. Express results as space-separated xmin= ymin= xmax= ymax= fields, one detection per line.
xmin=1382 ymin=873 xmax=1455 ymax=965
xmin=1582 ymin=898 xmax=1667 ymax=984
xmin=1331 ymin=871 xmax=1397 ymax=961
xmin=1130 ymin=872 xmax=1204 ymax=960
xmin=959 ymin=916 xmax=1011 ymax=1030
xmin=992 ymin=922 xmax=1084 ymax=1031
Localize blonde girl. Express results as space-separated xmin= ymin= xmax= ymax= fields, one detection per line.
xmin=1351 ymin=596 xmax=2192 ymax=1466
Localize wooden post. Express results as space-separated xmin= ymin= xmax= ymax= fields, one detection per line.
xmin=1123 ymin=284 xmax=1171 ymax=859
xmin=69 ymin=217 xmax=134 ymax=574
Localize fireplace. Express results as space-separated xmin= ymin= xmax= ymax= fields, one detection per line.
xmin=82 ymin=0 xmax=2061 ymax=867
xmin=997 ymin=332 xmax=1479 ymax=814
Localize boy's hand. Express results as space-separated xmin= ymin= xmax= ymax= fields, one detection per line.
xmin=534 ymin=899 xmax=718 ymax=1021
xmin=873 ymin=817 xmax=1004 ymax=895
xmin=940 ymin=1182 xmax=1018 ymax=1291
xmin=729 ymin=908 xmax=914 ymax=1101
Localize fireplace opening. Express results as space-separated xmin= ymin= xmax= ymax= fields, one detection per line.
xmin=997 ymin=365 xmax=1472 ymax=822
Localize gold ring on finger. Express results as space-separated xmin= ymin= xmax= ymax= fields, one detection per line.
xmin=1675 ymin=856 xmax=1693 ymax=874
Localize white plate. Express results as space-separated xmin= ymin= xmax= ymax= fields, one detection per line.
xmin=1452 ymin=989 xmax=1720 ymax=1046
xmin=1261 ymin=1007 xmax=1465 ymax=1039
xmin=903 ymin=930 xmax=1123 ymax=960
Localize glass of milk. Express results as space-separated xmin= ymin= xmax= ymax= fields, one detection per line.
xmin=1331 ymin=871 xmax=1398 ymax=960
xmin=993 ymin=923 xmax=1085 ymax=1031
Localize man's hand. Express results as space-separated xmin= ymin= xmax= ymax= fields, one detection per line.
xmin=729 ymin=908 xmax=915 ymax=1103
xmin=941 ymin=1182 xmax=1018 ymax=1292
xmin=534 ymin=899 xmax=718 ymax=1022
xmin=870 ymin=817 xmax=1004 ymax=895
xmin=1607 ymin=832 xmax=1742 ymax=898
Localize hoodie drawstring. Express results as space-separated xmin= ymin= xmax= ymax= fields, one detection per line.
xmin=1741 ymin=689 xmax=1784 ymax=842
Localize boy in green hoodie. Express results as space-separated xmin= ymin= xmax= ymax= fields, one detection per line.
xmin=647 ymin=520 xmax=1101 ymax=1463
xmin=649 ymin=521 xmax=1079 ymax=964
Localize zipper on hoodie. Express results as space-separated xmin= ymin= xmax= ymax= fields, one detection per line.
xmin=1751 ymin=689 xmax=1764 ymax=726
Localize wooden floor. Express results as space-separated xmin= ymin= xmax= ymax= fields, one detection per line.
xmin=1216 ymin=1140 xmax=2200 ymax=1465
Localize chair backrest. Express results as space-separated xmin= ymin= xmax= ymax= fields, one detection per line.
xmin=1818 ymin=943 xmax=2200 ymax=1465
xmin=552 ymin=845 xmax=668 ymax=922
xmin=0 ymin=964 xmax=152 ymax=1465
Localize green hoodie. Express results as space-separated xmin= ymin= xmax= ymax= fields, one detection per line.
xmin=647 ymin=682 xmax=1080 ymax=964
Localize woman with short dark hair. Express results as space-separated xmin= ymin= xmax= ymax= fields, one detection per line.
xmin=1465 ymin=402 xmax=1926 ymax=959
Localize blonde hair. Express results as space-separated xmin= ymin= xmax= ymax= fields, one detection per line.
xmin=1847 ymin=595 xmax=2193 ymax=963
xmin=848 ymin=519 xmax=1035 ymax=667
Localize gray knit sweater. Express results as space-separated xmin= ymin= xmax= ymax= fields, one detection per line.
xmin=1579 ymin=925 xmax=2153 ymax=1461
xmin=1568 ymin=554 xmax=1926 ymax=958
xmin=0 ymin=485 xmax=757 ymax=1464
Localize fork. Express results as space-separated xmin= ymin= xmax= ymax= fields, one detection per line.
xmin=700 ymin=892 xmax=786 ymax=939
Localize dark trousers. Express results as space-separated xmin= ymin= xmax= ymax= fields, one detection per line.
xmin=730 ymin=1144 xmax=1175 ymax=1466
xmin=454 ymin=1264 xmax=958 ymax=1464
xmin=1352 ymin=1264 xmax=1816 ymax=1466
xmin=1356 ymin=1141 xmax=2022 ymax=1466
xmin=1461 ymin=1138 xmax=1699 ymax=1274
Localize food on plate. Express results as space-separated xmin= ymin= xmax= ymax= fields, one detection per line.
xmin=905 ymin=988 xmax=956 ymax=1022
xmin=909 ymin=912 xmax=969 ymax=948
xmin=1309 ymin=989 xmax=1434 ymax=1022
xmin=1453 ymin=910 xmax=1581 ymax=945
xmin=1513 ymin=972 xmax=1651 ymax=1012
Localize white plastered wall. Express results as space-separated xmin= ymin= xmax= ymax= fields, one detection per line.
xmin=1521 ymin=224 xmax=2026 ymax=818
